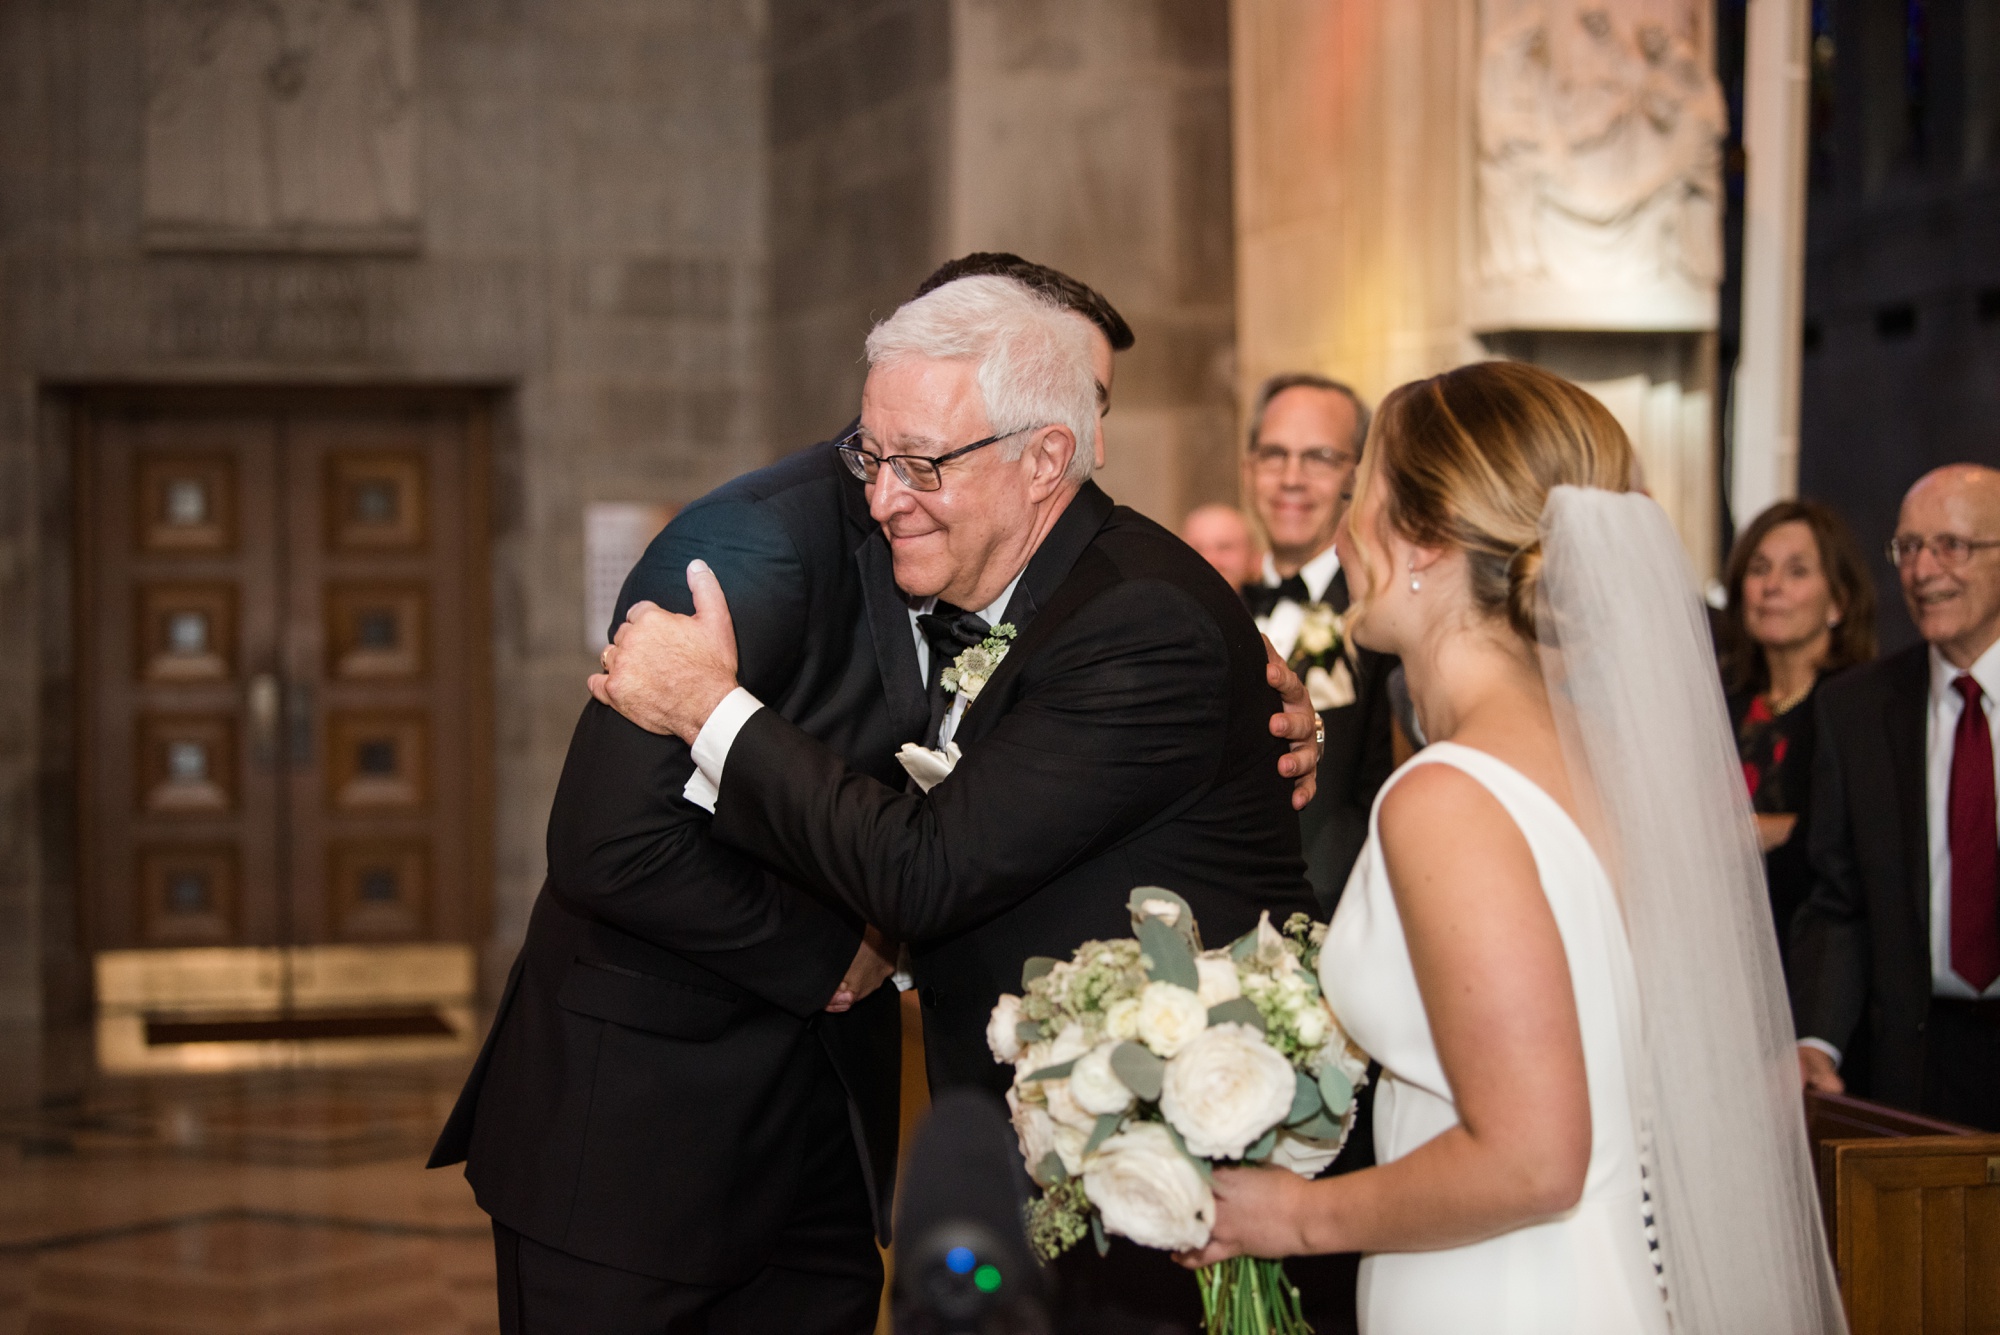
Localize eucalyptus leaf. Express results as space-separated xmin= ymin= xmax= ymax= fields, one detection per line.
xmin=1083 ymin=1112 xmax=1123 ymax=1158
xmin=1229 ymin=930 xmax=1258 ymax=963
xmin=1243 ymin=1125 xmax=1279 ymax=1163
xmin=1161 ymin=1119 xmax=1214 ymax=1183
xmin=1136 ymin=915 xmax=1199 ymax=990
xmin=1126 ymin=886 xmax=1200 ymax=948
xmin=1317 ymin=1065 xmax=1354 ymax=1117
xmin=1036 ymin=1150 xmax=1067 ymax=1186
xmin=1206 ymin=997 xmax=1266 ymax=1032
xmin=1016 ymin=1020 xmax=1044 ymax=1045
xmin=1091 ymin=1211 xmax=1110 ymax=1257
xmin=1286 ymin=1069 xmax=1323 ymax=1125
xmin=1021 ymin=956 xmax=1060 ymax=988
xmin=1290 ymin=1109 xmax=1344 ymax=1140
xmin=1109 ymin=1042 xmax=1165 ymax=1102
xmin=1025 ymin=1058 xmax=1078 ymax=1082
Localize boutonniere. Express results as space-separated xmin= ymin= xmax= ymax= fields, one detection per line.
xmin=941 ymin=623 xmax=1017 ymax=702
xmin=1288 ymin=602 xmax=1356 ymax=712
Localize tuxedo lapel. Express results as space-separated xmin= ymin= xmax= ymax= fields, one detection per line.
xmin=1326 ymin=567 xmax=1351 ymax=615
xmin=846 ymin=479 xmax=929 ymax=746
xmin=953 ymin=482 xmax=1117 ymax=747
xmin=1883 ymin=644 xmax=1932 ymax=932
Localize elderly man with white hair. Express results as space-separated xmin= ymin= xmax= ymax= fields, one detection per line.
xmin=594 ymin=275 xmax=1326 ymax=1327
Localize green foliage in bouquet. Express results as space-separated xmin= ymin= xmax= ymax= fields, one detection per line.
xmin=989 ymin=889 xmax=1371 ymax=1335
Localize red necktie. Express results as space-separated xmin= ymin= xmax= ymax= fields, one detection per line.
xmin=1948 ymin=675 xmax=1999 ymax=992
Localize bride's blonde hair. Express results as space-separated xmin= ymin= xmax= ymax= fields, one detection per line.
xmin=1348 ymin=361 xmax=1636 ymax=640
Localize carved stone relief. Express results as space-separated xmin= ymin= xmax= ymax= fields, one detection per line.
xmin=142 ymin=0 xmax=419 ymax=252
xmin=1472 ymin=0 xmax=1725 ymax=330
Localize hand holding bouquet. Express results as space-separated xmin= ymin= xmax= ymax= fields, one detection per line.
xmin=988 ymin=888 xmax=1369 ymax=1335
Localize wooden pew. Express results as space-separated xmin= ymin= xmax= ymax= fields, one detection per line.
xmin=1804 ymin=1090 xmax=2000 ymax=1333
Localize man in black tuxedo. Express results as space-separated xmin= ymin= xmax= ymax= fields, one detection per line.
xmin=1240 ymin=374 xmax=1397 ymax=913
xmin=431 ymin=256 xmax=1165 ymax=1334
xmin=592 ymin=275 xmax=1326 ymax=1333
xmin=1793 ymin=463 xmax=2000 ymax=1130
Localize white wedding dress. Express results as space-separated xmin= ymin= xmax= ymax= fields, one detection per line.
xmin=1320 ymin=741 xmax=1671 ymax=1335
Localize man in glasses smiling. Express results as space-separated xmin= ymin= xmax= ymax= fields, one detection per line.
xmin=1794 ymin=463 xmax=2000 ymax=1133
xmin=592 ymin=273 xmax=1330 ymax=1333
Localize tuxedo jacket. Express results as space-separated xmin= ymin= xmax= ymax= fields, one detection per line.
xmin=1292 ymin=569 xmax=1398 ymax=912
xmin=429 ymin=441 xmax=917 ymax=1285
xmin=709 ymin=482 xmax=1321 ymax=1093
xmin=1790 ymin=643 xmax=1934 ymax=1109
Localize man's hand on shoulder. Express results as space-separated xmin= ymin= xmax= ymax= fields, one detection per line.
xmin=590 ymin=559 xmax=742 ymax=741
xmin=1265 ymin=635 xmax=1322 ymax=810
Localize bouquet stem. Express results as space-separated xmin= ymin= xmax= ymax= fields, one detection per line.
xmin=1195 ymin=1256 xmax=1312 ymax=1335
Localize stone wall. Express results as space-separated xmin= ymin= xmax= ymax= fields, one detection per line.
xmin=0 ymin=0 xmax=774 ymax=1054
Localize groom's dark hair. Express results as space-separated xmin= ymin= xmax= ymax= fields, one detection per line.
xmin=913 ymin=252 xmax=1135 ymax=351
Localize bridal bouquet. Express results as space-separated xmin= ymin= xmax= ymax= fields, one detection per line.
xmin=988 ymin=888 xmax=1368 ymax=1335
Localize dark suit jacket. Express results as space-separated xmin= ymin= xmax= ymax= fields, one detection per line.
xmin=1293 ymin=569 xmax=1398 ymax=912
xmin=1790 ymin=643 xmax=1933 ymax=1109
xmin=708 ymin=482 xmax=1320 ymax=1094
xmin=429 ymin=442 xmax=918 ymax=1284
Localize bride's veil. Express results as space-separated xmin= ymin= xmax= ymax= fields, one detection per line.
xmin=1536 ymin=486 xmax=1846 ymax=1334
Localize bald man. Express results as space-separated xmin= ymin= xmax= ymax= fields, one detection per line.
xmin=1181 ymin=503 xmax=1261 ymax=588
xmin=1793 ymin=464 xmax=2000 ymax=1129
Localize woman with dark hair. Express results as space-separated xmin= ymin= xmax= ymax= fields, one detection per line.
xmin=1721 ymin=500 xmax=1876 ymax=951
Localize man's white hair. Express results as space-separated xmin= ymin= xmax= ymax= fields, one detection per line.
xmin=864 ymin=274 xmax=1099 ymax=484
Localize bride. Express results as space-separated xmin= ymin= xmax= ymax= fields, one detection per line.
xmin=1178 ymin=362 xmax=1846 ymax=1334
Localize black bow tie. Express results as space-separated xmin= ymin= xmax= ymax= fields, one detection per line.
xmin=917 ymin=604 xmax=991 ymax=658
xmin=1243 ymin=574 xmax=1311 ymax=619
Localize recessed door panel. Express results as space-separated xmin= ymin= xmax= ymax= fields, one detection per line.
xmin=80 ymin=393 xmax=490 ymax=967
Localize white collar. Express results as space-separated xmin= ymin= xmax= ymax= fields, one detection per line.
xmin=1930 ymin=636 xmax=2000 ymax=705
xmin=911 ymin=569 xmax=1025 ymax=629
xmin=1262 ymin=543 xmax=1342 ymax=603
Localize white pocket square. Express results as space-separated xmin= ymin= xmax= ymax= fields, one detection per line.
xmin=895 ymin=741 xmax=962 ymax=792
xmin=1306 ymin=660 xmax=1355 ymax=711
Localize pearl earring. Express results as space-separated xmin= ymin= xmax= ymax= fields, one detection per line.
xmin=1409 ymin=561 xmax=1421 ymax=594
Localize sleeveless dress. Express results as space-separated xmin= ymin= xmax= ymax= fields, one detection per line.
xmin=1319 ymin=743 xmax=1671 ymax=1335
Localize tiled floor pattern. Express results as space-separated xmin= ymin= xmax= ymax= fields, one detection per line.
xmin=0 ymin=1063 xmax=496 ymax=1335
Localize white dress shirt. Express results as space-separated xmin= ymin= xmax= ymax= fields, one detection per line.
xmin=1925 ymin=638 xmax=2000 ymax=999
xmin=1801 ymin=635 xmax=2000 ymax=1066
xmin=1256 ymin=544 xmax=1342 ymax=661
xmin=682 ymin=571 xmax=1022 ymax=812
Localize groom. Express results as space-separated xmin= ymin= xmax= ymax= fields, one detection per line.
xmin=594 ymin=274 xmax=1321 ymax=1093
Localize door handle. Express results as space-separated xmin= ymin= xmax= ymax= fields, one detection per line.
xmin=285 ymin=678 xmax=315 ymax=767
xmin=248 ymin=673 xmax=281 ymax=767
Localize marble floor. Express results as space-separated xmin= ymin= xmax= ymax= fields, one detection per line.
xmin=0 ymin=1058 xmax=497 ymax=1335
xmin=1 ymin=995 xmax=931 ymax=1334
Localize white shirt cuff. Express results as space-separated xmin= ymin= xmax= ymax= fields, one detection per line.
xmin=681 ymin=687 xmax=765 ymax=814
xmin=1797 ymin=1037 xmax=1842 ymax=1068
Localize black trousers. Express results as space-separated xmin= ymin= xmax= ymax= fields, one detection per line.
xmin=1923 ymin=998 xmax=2000 ymax=1131
xmin=493 ymin=1044 xmax=882 ymax=1335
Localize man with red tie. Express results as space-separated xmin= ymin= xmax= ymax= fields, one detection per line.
xmin=1794 ymin=463 xmax=2000 ymax=1129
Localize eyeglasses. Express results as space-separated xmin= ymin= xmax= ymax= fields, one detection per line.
xmin=1885 ymin=533 xmax=2000 ymax=568
xmin=837 ymin=425 xmax=1040 ymax=492
xmin=1248 ymin=444 xmax=1356 ymax=478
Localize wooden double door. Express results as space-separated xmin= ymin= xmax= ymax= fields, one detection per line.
xmin=78 ymin=390 xmax=491 ymax=962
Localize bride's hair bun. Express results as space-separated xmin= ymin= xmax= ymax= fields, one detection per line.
xmin=1350 ymin=361 xmax=1635 ymax=641
xmin=1504 ymin=540 xmax=1545 ymax=640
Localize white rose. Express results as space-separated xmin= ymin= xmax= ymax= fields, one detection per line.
xmin=1008 ymin=1088 xmax=1059 ymax=1180
xmin=1044 ymin=1077 xmax=1097 ymax=1132
xmin=1106 ymin=997 xmax=1142 ymax=1041
xmin=1069 ymin=1042 xmax=1135 ymax=1117
xmin=1269 ymin=1128 xmax=1345 ymax=1178
xmin=1293 ymin=1005 xmax=1328 ymax=1049
xmin=1136 ymin=981 xmax=1208 ymax=1057
xmin=1047 ymin=1023 xmax=1093 ymax=1065
xmin=1081 ymin=1122 xmax=1214 ymax=1252
xmin=1194 ymin=954 xmax=1242 ymax=1008
xmin=987 ymin=994 xmax=1025 ymax=1063
xmin=1052 ymin=1122 xmax=1089 ymax=1175
xmin=1159 ymin=1023 xmax=1298 ymax=1159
